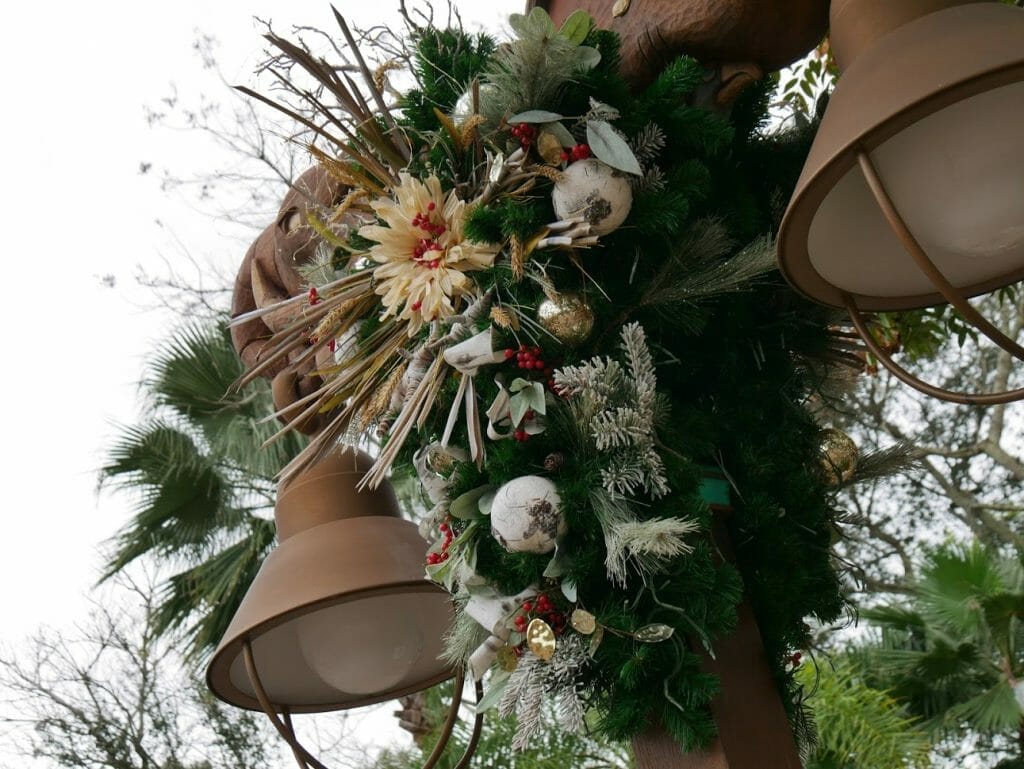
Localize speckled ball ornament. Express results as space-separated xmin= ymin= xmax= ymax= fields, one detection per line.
xmin=551 ymin=159 xmax=633 ymax=236
xmin=819 ymin=428 xmax=859 ymax=486
xmin=452 ymin=84 xmax=498 ymax=124
xmin=490 ymin=475 xmax=566 ymax=554
xmin=537 ymin=293 xmax=595 ymax=346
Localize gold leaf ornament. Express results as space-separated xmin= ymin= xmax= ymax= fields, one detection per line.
xmin=570 ymin=609 xmax=597 ymax=635
xmin=496 ymin=645 xmax=519 ymax=672
xmin=612 ymin=0 xmax=630 ymax=17
xmin=632 ymin=623 xmax=675 ymax=643
xmin=527 ymin=618 xmax=557 ymax=661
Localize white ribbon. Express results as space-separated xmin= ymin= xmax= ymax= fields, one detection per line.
xmin=441 ymin=328 xmax=506 ymax=467
xmin=464 ymin=585 xmax=539 ymax=680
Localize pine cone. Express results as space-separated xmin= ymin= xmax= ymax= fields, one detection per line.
xmin=543 ymin=452 xmax=565 ymax=473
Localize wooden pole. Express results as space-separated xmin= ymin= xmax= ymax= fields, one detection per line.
xmin=633 ymin=510 xmax=803 ymax=769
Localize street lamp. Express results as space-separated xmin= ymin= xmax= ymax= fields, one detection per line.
xmin=777 ymin=0 xmax=1024 ymax=404
xmin=206 ymin=449 xmax=460 ymax=766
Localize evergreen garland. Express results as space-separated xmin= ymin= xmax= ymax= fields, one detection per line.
xmin=237 ymin=6 xmax=868 ymax=755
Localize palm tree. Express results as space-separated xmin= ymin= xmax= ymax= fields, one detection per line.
xmin=798 ymin=660 xmax=932 ymax=769
xmin=858 ymin=543 xmax=1024 ymax=763
xmin=99 ymin=320 xmax=305 ymax=657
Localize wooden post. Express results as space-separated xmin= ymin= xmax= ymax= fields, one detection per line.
xmin=633 ymin=506 xmax=803 ymax=769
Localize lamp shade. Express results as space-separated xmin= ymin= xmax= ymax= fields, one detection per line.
xmin=206 ymin=450 xmax=454 ymax=713
xmin=778 ymin=0 xmax=1024 ymax=311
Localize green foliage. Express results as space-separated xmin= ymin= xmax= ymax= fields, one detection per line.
xmin=399 ymin=19 xmax=846 ymax=750
xmin=402 ymin=27 xmax=497 ymax=131
xmin=370 ymin=681 xmax=632 ymax=769
xmin=800 ymin=661 xmax=932 ymax=769
xmin=859 ymin=543 xmax=1024 ymax=750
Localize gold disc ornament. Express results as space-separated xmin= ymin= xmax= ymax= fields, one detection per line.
xmin=526 ymin=618 xmax=557 ymax=661
xmin=570 ymin=609 xmax=597 ymax=635
xmin=819 ymin=428 xmax=858 ymax=486
xmin=537 ymin=293 xmax=595 ymax=346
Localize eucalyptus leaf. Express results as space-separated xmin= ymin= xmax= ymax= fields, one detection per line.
xmin=508 ymin=7 xmax=556 ymax=38
xmin=561 ymin=578 xmax=578 ymax=603
xmin=575 ymin=46 xmax=601 ymax=71
xmin=559 ymin=9 xmax=593 ymax=44
xmin=450 ymin=485 xmax=494 ymax=520
xmin=508 ymin=110 xmax=564 ymax=124
xmin=509 ymin=381 xmax=546 ymax=426
xmin=478 ymin=490 xmax=496 ymax=516
xmin=633 ymin=623 xmax=675 ymax=643
xmin=476 ymin=669 xmax=511 ymax=712
xmin=543 ymin=120 xmax=576 ymax=147
xmin=586 ymin=120 xmax=642 ymax=176
xmin=543 ymin=547 xmax=572 ymax=579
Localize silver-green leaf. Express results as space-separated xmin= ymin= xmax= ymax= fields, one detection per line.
xmin=586 ymin=120 xmax=642 ymax=176
xmin=508 ymin=110 xmax=565 ymax=124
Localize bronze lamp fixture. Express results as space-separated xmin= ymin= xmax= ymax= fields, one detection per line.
xmin=206 ymin=449 xmax=460 ymax=766
xmin=777 ymin=0 xmax=1024 ymax=404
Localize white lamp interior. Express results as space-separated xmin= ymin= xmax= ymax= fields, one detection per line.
xmin=808 ymin=80 xmax=1024 ymax=299
xmin=297 ymin=594 xmax=425 ymax=695
xmin=226 ymin=591 xmax=448 ymax=708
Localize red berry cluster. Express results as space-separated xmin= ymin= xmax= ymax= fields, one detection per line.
xmin=411 ymin=202 xmax=446 ymax=237
xmin=512 ymin=593 xmax=567 ymax=635
xmin=426 ymin=520 xmax=455 ymax=566
xmin=510 ymin=123 xmax=537 ymax=149
xmin=509 ymin=345 xmax=551 ymax=373
xmin=789 ymin=651 xmax=803 ymax=668
xmin=560 ymin=143 xmax=592 ymax=164
xmin=308 ymin=286 xmax=320 ymax=305
xmin=410 ymin=203 xmax=447 ymax=269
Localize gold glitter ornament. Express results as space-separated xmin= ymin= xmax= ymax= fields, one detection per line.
xmin=537 ymin=293 xmax=595 ymax=346
xmin=570 ymin=609 xmax=597 ymax=635
xmin=425 ymin=445 xmax=461 ymax=477
xmin=496 ymin=645 xmax=519 ymax=672
xmin=526 ymin=618 xmax=557 ymax=661
xmin=819 ymin=428 xmax=859 ymax=486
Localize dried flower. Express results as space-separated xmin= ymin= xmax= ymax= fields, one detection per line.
xmin=359 ymin=174 xmax=499 ymax=335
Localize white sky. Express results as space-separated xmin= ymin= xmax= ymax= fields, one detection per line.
xmin=0 ymin=0 xmax=516 ymax=764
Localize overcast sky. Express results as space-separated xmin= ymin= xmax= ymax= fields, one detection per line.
xmin=0 ymin=0 xmax=517 ymax=763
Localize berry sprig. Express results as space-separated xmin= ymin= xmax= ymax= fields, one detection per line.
xmin=512 ymin=593 xmax=568 ymax=636
xmin=505 ymin=344 xmax=553 ymax=375
xmin=560 ymin=143 xmax=592 ymax=164
xmin=426 ymin=519 xmax=455 ymax=566
xmin=510 ymin=123 xmax=537 ymax=150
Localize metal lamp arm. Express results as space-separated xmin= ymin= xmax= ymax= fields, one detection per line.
xmin=843 ymin=293 xmax=1024 ymax=405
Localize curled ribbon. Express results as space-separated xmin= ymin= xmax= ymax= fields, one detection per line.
xmin=441 ymin=328 xmax=506 ymax=467
xmin=464 ymin=585 xmax=538 ymax=680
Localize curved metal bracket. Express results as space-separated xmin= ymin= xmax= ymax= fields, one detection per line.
xmin=242 ymin=641 xmax=484 ymax=769
xmin=846 ymin=150 xmax=1024 ymax=405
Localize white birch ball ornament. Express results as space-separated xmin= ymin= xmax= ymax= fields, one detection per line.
xmin=452 ymin=84 xmax=497 ymax=124
xmin=552 ymin=159 xmax=633 ymax=237
xmin=490 ymin=476 xmax=566 ymax=554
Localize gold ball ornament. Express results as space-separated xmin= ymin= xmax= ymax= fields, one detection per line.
xmin=537 ymin=293 xmax=595 ymax=346
xmin=819 ymin=428 xmax=859 ymax=486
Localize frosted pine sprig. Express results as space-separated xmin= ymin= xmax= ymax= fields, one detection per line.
xmin=555 ymin=324 xmax=669 ymax=499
